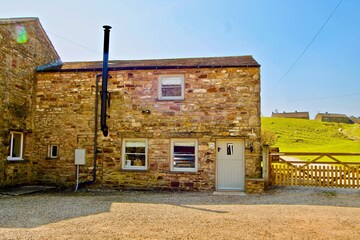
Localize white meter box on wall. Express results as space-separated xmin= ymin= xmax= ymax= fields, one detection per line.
xmin=75 ymin=149 xmax=86 ymax=165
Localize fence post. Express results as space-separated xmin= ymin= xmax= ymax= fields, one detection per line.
xmin=262 ymin=145 xmax=270 ymax=188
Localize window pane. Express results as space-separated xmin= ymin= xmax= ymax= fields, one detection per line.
xmin=124 ymin=154 xmax=146 ymax=167
xmin=125 ymin=146 xmax=146 ymax=154
xmin=160 ymin=76 xmax=183 ymax=98
xmin=124 ymin=140 xmax=147 ymax=168
xmin=173 ymin=142 xmax=196 ymax=169
xmin=162 ymin=77 xmax=182 ymax=85
xmin=125 ymin=141 xmax=146 ymax=148
xmin=12 ymin=133 xmax=22 ymax=157
xmin=174 ymin=141 xmax=196 ymax=147
xmin=162 ymin=85 xmax=182 ymax=97
xmin=51 ymin=145 xmax=58 ymax=157
xmin=174 ymin=145 xmax=195 ymax=154
xmin=173 ymin=154 xmax=195 ymax=168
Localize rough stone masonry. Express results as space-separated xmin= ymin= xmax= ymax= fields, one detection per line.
xmin=0 ymin=17 xmax=263 ymax=193
xmin=33 ymin=57 xmax=263 ymax=193
xmin=0 ymin=18 xmax=59 ymax=187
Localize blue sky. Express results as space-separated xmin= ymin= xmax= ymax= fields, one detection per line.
xmin=1 ymin=0 xmax=359 ymax=118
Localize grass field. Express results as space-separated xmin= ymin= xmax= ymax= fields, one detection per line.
xmin=262 ymin=117 xmax=360 ymax=153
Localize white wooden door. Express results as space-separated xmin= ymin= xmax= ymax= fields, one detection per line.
xmin=216 ymin=139 xmax=244 ymax=191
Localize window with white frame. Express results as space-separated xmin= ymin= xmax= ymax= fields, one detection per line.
xmin=171 ymin=139 xmax=198 ymax=172
xmin=122 ymin=139 xmax=148 ymax=170
xmin=48 ymin=145 xmax=59 ymax=158
xmin=158 ymin=75 xmax=184 ymax=100
xmin=7 ymin=131 xmax=24 ymax=160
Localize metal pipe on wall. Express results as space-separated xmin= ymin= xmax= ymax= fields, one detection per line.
xmin=100 ymin=25 xmax=112 ymax=137
xmin=93 ymin=74 xmax=102 ymax=183
xmin=77 ymin=25 xmax=112 ymax=189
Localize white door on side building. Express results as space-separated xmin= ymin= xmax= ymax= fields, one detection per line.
xmin=216 ymin=139 xmax=245 ymax=191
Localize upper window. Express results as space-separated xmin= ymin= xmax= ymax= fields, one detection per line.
xmin=7 ymin=131 xmax=24 ymax=161
xmin=158 ymin=75 xmax=184 ymax=100
xmin=48 ymin=145 xmax=59 ymax=158
xmin=122 ymin=139 xmax=148 ymax=170
xmin=171 ymin=139 xmax=198 ymax=172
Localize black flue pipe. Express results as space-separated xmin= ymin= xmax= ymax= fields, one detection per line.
xmin=100 ymin=25 xmax=111 ymax=137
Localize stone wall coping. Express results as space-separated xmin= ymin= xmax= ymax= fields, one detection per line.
xmin=0 ymin=17 xmax=39 ymax=24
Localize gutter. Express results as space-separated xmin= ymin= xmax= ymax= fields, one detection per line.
xmin=36 ymin=64 xmax=261 ymax=73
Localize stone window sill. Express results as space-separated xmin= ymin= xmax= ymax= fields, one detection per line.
xmin=120 ymin=168 xmax=149 ymax=173
xmin=6 ymin=159 xmax=30 ymax=164
xmin=168 ymin=171 xmax=200 ymax=175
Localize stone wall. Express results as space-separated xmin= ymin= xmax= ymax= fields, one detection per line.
xmin=34 ymin=66 xmax=261 ymax=191
xmin=0 ymin=18 xmax=59 ymax=187
xmin=245 ymin=178 xmax=265 ymax=194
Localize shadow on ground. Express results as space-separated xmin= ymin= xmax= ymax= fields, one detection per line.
xmin=0 ymin=186 xmax=359 ymax=228
xmin=0 ymin=192 xmax=112 ymax=228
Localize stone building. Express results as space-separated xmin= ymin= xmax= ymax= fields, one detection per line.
xmin=315 ymin=113 xmax=353 ymax=124
xmin=1 ymin=18 xmax=263 ymax=193
xmin=0 ymin=18 xmax=60 ymax=187
xmin=350 ymin=117 xmax=360 ymax=124
xmin=271 ymin=111 xmax=309 ymax=120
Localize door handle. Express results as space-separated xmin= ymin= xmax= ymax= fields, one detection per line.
xmin=217 ymin=147 xmax=221 ymax=152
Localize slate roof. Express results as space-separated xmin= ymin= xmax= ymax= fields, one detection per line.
xmin=38 ymin=55 xmax=260 ymax=72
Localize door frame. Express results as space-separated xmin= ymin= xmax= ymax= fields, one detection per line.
xmin=216 ymin=139 xmax=245 ymax=191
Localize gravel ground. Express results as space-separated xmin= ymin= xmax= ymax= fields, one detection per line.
xmin=0 ymin=187 xmax=360 ymax=239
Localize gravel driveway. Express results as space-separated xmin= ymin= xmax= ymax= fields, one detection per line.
xmin=1 ymin=187 xmax=360 ymax=239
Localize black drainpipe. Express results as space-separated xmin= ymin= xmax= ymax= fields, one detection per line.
xmin=100 ymin=25 xmax=112 ymax=137
xmin=92 ymin=25 xmax=112 ymax=184
xmin=93 ymin=74 xmax=102 ymax=183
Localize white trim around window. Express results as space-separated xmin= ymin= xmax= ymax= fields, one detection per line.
xmin=7 ymin=131 xmax=24 ymax=161
xmin=170 ymin=139 xmax=198 ymax=172
xmin=158 ymin=75 xmax=185 ymax=100
xmin=48 ymin=145 xmax=59 ymax=158
xmin=122 ymin=138 xmax=148 ymax=170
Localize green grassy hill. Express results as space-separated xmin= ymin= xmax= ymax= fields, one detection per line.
xmin=262 ymin=117 xmax=360 ymax=152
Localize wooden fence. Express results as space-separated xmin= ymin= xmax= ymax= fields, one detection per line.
xmin=262 ymin=147 xmax=360 ymax=189
xmin=272 ymin=164 xmax=360 ymax=188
